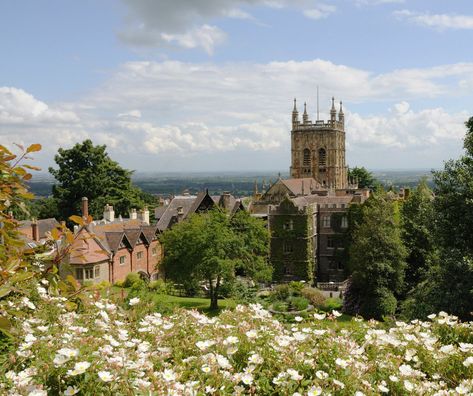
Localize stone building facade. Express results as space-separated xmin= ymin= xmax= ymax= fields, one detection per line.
xmin=290 ymin=98 xmax=348 ymax=189
xmin=251 ymin=97 xmax=369 ymax=284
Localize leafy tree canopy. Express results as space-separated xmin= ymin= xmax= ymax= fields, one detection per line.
xmin=49 ymin=140 xmax=155 ymax=221
xmin=400 ymin=178 xmax=437 ymax=294
xmin=344 ymin=193 xmax=407 ymax=319
xmin=348 ymin=166 xmax=376 ymax=189
xmin=160 ymin=209 xmax=271 ymax=310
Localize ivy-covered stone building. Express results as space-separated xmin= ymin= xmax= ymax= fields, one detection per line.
xmin=250 ymin=98 xmax=369 ymax=284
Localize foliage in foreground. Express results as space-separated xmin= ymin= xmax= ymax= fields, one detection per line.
xmin=2 ymin=289 xmax=473 ymax=395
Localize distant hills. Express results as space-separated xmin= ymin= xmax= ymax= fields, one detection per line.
xmin=27 ymin=169 xmax=435 ymax=198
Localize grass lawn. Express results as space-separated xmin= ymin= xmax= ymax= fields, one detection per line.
xmin=153 ymin=294 xmax=236 ymax=315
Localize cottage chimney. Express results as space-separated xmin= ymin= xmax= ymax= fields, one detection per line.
xmin=81 ymin=197 xmax=89 ymax=219
xmin=103 ymin=204 xmax=115 ymax=223
xmin=31 ymin=219 xmax=39 ymax=242
xmin=130 ymin=208 xmax=137 ymax=220
xmin=139 ymin=207 xmax=150 ymax=225
xmin=220 ymin=192 xmax=232 ymax=211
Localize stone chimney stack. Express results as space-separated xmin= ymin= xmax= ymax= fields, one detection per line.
xmin=81 ymin=197 xmax=89 ymax=219
xmin=130 ymin=208 xmax=137 ymax=220
xmin=103 ymin=204 xmax=115 ymax=223
xmin=32 ymin=219 xmax=39 ymax=242
xmin=138 ymin=207 xmax=150 ymax=225
xmin=220 ymin=192 xmax=232 ymax=211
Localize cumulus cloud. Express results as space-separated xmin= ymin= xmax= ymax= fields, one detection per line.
xmin=118 ymin=0 xmax=336 ymax=53
xmin=355 ymin=0 xmax=405 ymax=6
xmin=395 ymin=10 xmax=473 ymax=30
xmin=1 ymin=58 xmax=471 ymax=170
xmin=303 ymin=4 xmax=336 ymax=20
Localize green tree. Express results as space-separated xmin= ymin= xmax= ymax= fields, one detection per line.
xmin=348 ymin=166 xmax=376 ymax=189
xmin=404 ymin=117 xmax=473 ymax=320
xmin=433 ymin=118 xmax=473 ymax=255
xmin=400 ymin=179 xmax=437 ymax=294
xmin=160 ymin=209 xmax=271 ymax=310
xmin=344 ymin=193 xmax=407 ymax=319
xmin=49 ymin=140 xmax=154 ymax=221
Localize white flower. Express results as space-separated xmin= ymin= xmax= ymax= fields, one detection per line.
xmin=294 ymin=316 xmax=303 ymax=322
xmin=307 ymin=386 xmax=322 ymax=396
xmin=67 ymin=361 xmax=91 ymax=376
xmin=315 ymin=370 xmax=328 ymax=379
xmin=63 ymin=386 xmax=79 ymax=395
xmin=399 ymin=364 xmax=413 ymax=377
xmin=333 ymin=379 xmax=345 ymax=389
xmin=248 ymin=353 xmax=264 ymax=365
xmin=201 ymin=365 xmax=211 ymax=373
xmin=389 ymin=375 xmax=399 ymax=382
xmin=456 ymin=383 xmax=471 ymax=394
xmin=223 ymin=336 xmax=239 ymax=345
xmin=313 ymin=313 xmax=326 ymax=320
xmin=245 ymin=330 xmax=258 ymax=339
xmin=226 ymin=346 xmax=238 ymax=355
xmin=196 ymin=340 xmax=215 ymax=351
xmin=378 ymin=384 xmax=389 ymax=393
xmin=57 ymin=348 xmax=79 ymax=358
xmin=332 ymin=310 xmax=342 ymax=317
xmin=427 ymin=313 xmax=436 ymax=319
xmin=404 ymin=380 xmax=414 ymax=391
xmin=98 ymin=371 xmax=114 ymax=382
xmin=241 ymin=372 xmax=253 ymax=385
xmin=463 ymin=356 xmax=473 ymax=367
xmin=335 ymin=358 xmax=349 ymax=368
xmin=286 ymin=368 xmax=303 ymax=381
xmin=162 ymin=368 xmax=176 ymax=382
xmin=129 ymin=297 xmax=140 ymax=306
xmin=24 ymin=333 xmax=37 ymax=343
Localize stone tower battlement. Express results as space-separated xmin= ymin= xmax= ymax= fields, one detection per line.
xmin=290 ymin=97 xmax=348 ymax=189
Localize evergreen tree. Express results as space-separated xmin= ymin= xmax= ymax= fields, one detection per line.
xmin=344 ymin=193 xmax=407 ymax=319
xmin=49 ymin=140 xmax=153 ymax=221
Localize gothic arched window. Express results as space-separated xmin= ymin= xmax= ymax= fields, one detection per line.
xmin=303 ymin=148 xmax=311 ymax=166
xmin=318 ymin=148 xmax=327 ymax=167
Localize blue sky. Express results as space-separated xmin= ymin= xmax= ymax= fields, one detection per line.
xmin=1 ymin=0 xmax=473 ymax=172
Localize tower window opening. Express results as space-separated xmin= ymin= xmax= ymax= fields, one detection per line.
xmin=303 ymin=149 xmax=311 ymax=166
xmin=318 ymin=148 xmax=327 ymax=167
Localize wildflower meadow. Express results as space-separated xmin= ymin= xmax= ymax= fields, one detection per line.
xmin=1 ymin=285 xmax=473 ymax=395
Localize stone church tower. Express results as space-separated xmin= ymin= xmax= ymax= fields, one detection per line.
xmin=290 ymin=97 xmax=348 ymax=189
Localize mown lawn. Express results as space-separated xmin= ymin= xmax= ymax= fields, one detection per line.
xmin=152 ymin=294 xmax=236 ymax=315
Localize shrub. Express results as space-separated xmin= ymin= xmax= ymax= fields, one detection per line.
xmin=230 ymin=281 xmax=257 ymax=304
xmin=272 ymin=300 xmax=288 ymax=312
xmin=272 ymin=284 xmax=290 ymax=301
xmin=321 ymin=297 xmax=343 ymax=312
xmin=360 ymin=287 xmax=397 ymax=320
xmin=149 ymin=279 xmax=167 ymax=294
xmin=288 ymin=296 xmax=309 ymax=311
xmin=301 ymin=287 xmax=326 ymax=307
xmin=114 ymin=280 xmax=125 ymax=288
xmin=289 ymin=281 xmax=305 ymax=295
xmin=123 ymin=273 xmax=141 ymax=288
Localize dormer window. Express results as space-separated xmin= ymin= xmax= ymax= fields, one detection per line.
xmin=177 ymin=206 xmax=184 ymax=215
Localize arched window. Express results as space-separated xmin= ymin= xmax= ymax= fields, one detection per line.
xmin=318 ymin=148 xmax=327 ymax=167
xmin=303 ymin=148 xmax=311 ymax=166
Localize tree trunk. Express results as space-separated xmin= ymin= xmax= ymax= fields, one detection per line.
xmin=209 ymin=276 xmax=220 ymax=310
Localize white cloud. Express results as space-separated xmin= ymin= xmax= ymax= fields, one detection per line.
xmin=355 ymin=0 xmax=405 ymax=6
xmin=161 ymin=25 xmax=226 ymax=55
xmin=1 ymin=58 xmax=471 ymax=170
xmin=0 ymin=87 xmax=78 ymax=124
xmin=118 ymin=0 xmax=336 ymax=53
xmin=303 ymin=4 xmax=336 ymax=20
xmin=395 ymin=9 xmax=473 ymax=30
